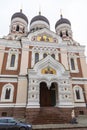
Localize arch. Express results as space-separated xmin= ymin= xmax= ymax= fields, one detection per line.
xmin=40 ymin=81 xmax=58 ymax=107
xmin=1 ymin=83 xmax=14 ymax=102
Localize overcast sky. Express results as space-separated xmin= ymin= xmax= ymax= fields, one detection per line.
xmin=0 ymin=0 xmax=87 ymax=57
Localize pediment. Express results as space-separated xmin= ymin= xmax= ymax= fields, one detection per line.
xmin=28 ymin=28 xmax=60 ymax=43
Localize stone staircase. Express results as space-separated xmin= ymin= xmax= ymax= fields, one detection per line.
xmin=26 ymin=107 xmax=71 ymax=125
xmin=77 ymin=115 xmax=87 ymax=124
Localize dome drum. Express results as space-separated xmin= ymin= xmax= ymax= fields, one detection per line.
xmin=30 ymin=20 xmax=50 ymax=32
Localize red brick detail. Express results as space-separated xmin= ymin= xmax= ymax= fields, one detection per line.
xmin=1 ymin=47 xmax=21 ymax=75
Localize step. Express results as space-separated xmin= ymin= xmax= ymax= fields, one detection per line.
xmin=32 ymin=123 xmax=87 ymax=130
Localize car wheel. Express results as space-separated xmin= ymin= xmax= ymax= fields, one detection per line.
xmin=19 ymin=127 xmax=26 ymax=130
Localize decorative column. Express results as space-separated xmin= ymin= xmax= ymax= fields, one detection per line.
xmin=27 ymin=77 xmax=40 ymax=108
xmin=58 ymin=79 xmax=74 ymax=108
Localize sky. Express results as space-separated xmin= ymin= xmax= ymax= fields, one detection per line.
xmin=0 ymin=0 xmax=87 ymax=58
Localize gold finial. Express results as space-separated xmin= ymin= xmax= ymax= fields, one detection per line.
xmin=60 ymin=9 xmax=63 ymax=18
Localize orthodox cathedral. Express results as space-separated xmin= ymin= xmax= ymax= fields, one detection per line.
xmin=0 ymin=9 xmax=87 ymax=124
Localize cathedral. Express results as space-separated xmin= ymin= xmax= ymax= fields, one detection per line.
xmin=0 ymin=9 xmax=87 ymax=124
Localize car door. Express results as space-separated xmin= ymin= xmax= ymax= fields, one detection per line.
xmin=7 ymin=119 xmax=19 ymax=130
xmin=0 ymin=119 xmax=8 ymax=130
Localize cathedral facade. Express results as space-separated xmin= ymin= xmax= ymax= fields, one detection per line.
xmin=0 ymin=9 xmax=87 ymax=124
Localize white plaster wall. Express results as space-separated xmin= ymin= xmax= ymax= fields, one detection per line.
xmin=84 ymin=84 xmax=87 ymax=101
xmin=20 ymin=45 xmax=29 ymax=75
xmin=60 ymin=48 xmax=69 ymax=70
xmin=79 ymin=52 xmax=87 ymax=77
xmin=16 ymin=77 xmax=27 ymax=105
xmin=0 ymin=46 xmax=5 ymax=74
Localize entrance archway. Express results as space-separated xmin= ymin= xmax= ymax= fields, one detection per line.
xmin=40 ymin=82 xmax=58 ymax=107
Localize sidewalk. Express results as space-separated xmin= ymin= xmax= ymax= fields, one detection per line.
xmin=32 ymin=115 xmax=87 ymax=130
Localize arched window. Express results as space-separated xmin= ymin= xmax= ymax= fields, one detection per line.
xmin=16 ymin=25 xmax=19 ymax=31
xmin=23 ymin=27 xmax=25 ymax=33
xmin=76 ymin=90 xmax=80 ymax=99
xmin=6 ymin=49 xmax=18 ymax=70
xmin=71 ymin=58 xmax=75 ymax=70
xmin=73 ymin=85 xmax=84 ymax=102
xmin=10 ymin=54 xmax=15 ymax=67
xmin=51 ymin=54 xmax=55 ymax=59
xmin=66 ymin=30 xmax=69 ymax=36
xmin=1 ymin=84 xmax=14 ymax=102
xmin=43 ymin=53 xmax=47 ymax=58
xmin=35 ymin=53 xmax=39 ymax=63
xmin=5 ymin=88 xmax=11 ymax=99
xmin=60 ymin=31 xmax=63 ymax=37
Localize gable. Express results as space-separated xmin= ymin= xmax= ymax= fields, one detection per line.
xmin=28 ymin=28 xmax=60 ymax=43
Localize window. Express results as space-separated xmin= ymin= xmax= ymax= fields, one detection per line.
xmin=1 ymin=84 xmax=14 ymax=102
xmin=5 ymin=88 xmax=11 ymax=99
xmin=76 ymin=90 xmax=80 ymax=99
xmin=51 ymin=54 xmax=55 ymax=59
xmin=23 ymin=27 xmax=25 ymax=33
xmin=73 ymin=85 xmax=84 ymax=102
xmin=71 ymin=58 xmax=75 ymax=70
xmin=66 ymin=30 xmax=69 ymax=36
xmin=35 ymin=53 xmax=39 ymax=63
xmin=69 ymin=55 xmax=79 ymax=73
xmin=2 ymin=112 xmax=7 ymax=117
xmin=43 ymin=53 xmax=47 ymax=58
xmin=16 ymin=25 xmax=19 ymax=31
xmin=6 ymin=49 xmax=18 ymax=70
xmin=79 ymin=111 xmax=84 ymax=115
xmin=60 ymin=31 xmax=63 ymax=37
xmin=10 ymin=54 xmax=15 ymax=67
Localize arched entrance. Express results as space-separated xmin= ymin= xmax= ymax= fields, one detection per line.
xmin=40 ymin=82 xmax=58 ymax=107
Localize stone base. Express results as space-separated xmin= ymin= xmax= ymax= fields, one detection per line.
xmin=0 ymin=107 xmax=87 ymax=125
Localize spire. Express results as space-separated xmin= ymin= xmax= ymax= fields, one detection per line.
xmin=20 ymin=3 xmax=23 ymax=13
xmin=39 ymin=11 xmax=41 ymax=15
xmin=39 ymin=5 xmax=41 ymax=15
xmin=60 ymin=9 xmax=63 ymax=18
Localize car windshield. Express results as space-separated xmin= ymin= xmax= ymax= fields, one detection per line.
xmin=8 ymin=119 xmax=17 ymax=123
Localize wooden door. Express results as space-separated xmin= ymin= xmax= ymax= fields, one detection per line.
xmin=40 ymin=82 xmax=51 ymax=107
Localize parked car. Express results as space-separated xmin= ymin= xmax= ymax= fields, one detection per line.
xmin=0 ymin=117 xmax=32 ymax=130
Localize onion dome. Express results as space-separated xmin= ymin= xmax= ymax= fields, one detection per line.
xmin=30 ymin=12 xmax=50 ymax=32
xmin=55 ymin=15 xmax=72 ymax=38
xmin=55 ymin=15 xmax=71 ymax=29
xmin=9 ymin=9 xmax=28 ymax=37
xmin=11 ymin=9 xmax=28 ymax=24
xmin=30 ymin=12 xmax=49 ymax=25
